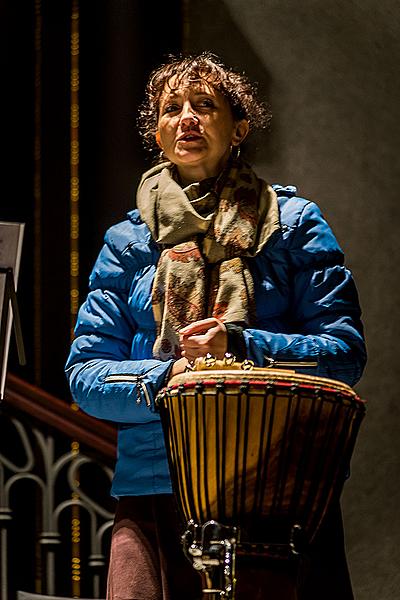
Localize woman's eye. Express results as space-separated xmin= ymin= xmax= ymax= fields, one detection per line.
xmin=197 ymin=98 xmax=214 ymax=108
xmin=164 ymin=104 xmax=180 ymax=114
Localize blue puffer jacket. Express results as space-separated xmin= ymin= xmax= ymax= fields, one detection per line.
xmin=65 ymin=185 xmax=366 ymax=498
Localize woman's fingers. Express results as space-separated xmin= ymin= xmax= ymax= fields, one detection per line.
xmin=179 ymin=318 xmax=227 ymax=359
xmin=179 ymin=318 xmax=219 ymax=337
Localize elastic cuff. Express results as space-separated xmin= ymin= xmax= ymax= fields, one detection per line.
xmin=225 ymin=323 xmax=247 ymax=362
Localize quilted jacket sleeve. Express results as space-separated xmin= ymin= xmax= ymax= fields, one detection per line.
xmin=244 ymin=200 xmax=366 ymax=386
xmin=65 ymin=221 xmax=173 ymax=424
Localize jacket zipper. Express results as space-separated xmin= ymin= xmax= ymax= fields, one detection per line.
xmin=103 ymin=373 xmax=152 ymax=407
xmin=264 ymin=356 xmax=318 ymax=368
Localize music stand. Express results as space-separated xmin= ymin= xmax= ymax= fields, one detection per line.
xmin=0 ymin=222 xmax=26 ymax=400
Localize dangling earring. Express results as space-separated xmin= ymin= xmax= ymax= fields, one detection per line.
xmin=155 ymin=130 xmax=166 ymax=163
xmin=230 ymin=144 xmax=241 ymax=159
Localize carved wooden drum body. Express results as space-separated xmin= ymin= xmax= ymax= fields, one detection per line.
xmin=157 ymin=366 xmax=365 ymax=555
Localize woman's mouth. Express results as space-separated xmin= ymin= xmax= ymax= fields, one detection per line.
xmin=178 ymin=133 xmax=203 ymax=142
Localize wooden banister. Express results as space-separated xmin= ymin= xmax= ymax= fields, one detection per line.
xmin=3 ymin=373 xmax=117 ymax=460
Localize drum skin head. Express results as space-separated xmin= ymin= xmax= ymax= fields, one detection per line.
xmin=169 ymin=367 xmax=360 ymax=399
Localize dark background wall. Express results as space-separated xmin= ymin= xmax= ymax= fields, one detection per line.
xmin=1 ymin=1 xmax=399 ymax=598
xmin=1 ymin=0 xmax=182 ymax=397
xmin=184 ymin=1 xmax=400 ymax=598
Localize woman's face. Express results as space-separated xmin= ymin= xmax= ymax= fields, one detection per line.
xmin=156 ymin=76 xmax=248 ymax=184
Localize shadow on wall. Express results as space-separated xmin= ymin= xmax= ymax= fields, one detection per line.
xmin=184 ymin=1 xmax=280 ymax=168
xmin=183 ymin=2 xmax=400 ymax=600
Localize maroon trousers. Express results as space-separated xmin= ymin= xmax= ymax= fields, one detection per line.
xmin=107 ymin=495 xmax=201 ymax=600
xmin=107 ymin=495 xmax=353 ymax=600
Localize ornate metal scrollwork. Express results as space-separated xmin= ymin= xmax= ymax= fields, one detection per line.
xmin=0 ymin=412 xmax=115 ymax=599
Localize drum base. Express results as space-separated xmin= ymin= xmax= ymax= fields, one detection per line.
xmin=183 ymin=519 xmax=306 ymax=599
xmin=183 ymin=520 xmax=237 ymax=599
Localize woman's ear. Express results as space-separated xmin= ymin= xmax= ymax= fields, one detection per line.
xmin=155 ymin=130 xmax=163 ymax=148
xmin=231 ymin=119 xmax=250 ymax=147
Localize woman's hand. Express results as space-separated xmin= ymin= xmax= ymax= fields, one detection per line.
xmin=169 ymin=357 xmax=190 ymax=379
xmin=179 ymin=318 xmax=228 ymax=361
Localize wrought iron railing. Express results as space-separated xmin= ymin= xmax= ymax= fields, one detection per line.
xmin=1 ymin=374 xmax=117 ymax=600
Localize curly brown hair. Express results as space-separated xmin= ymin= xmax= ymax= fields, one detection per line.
xmin=138 ymin=52 xmax=271 ymax=155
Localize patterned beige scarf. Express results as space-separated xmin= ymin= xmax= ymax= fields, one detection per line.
xmin=136 ymin=157 xmax=280 ymax=361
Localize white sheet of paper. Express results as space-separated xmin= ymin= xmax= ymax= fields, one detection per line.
xmin=0 ymin=221 xmax=25 ymax=399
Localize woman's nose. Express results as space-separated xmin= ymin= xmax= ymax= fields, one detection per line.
xmin=180 ymin=103 xmax=199 ymax=128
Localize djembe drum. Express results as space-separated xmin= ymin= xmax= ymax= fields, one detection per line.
xmin=156 ymin=356 xmax=365 ymax=599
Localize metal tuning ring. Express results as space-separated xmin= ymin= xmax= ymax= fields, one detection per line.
xmin=223 ymin=352 xmax=236 ymax=366
xmin=204 ymin=353 xmax=217 ymax=368
xmin=241 ymin=359 xmax=255 ymax=371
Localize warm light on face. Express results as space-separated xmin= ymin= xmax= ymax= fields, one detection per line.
xmin=156 ymin=76 xmax=248 ymax=184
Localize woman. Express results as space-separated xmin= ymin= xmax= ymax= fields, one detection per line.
xmin=66 ymin=52 xmax=366 ymax=600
